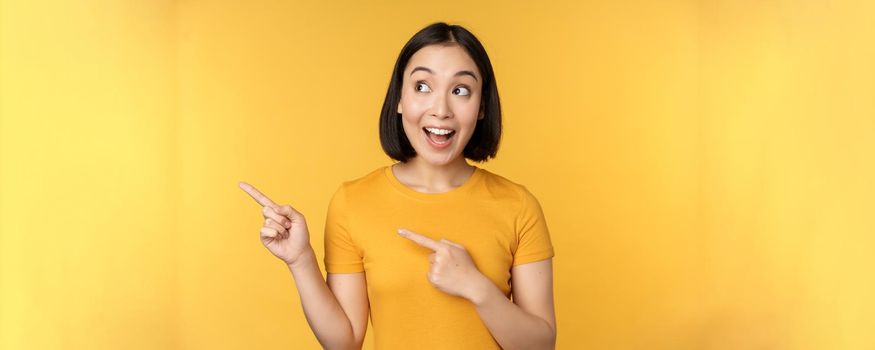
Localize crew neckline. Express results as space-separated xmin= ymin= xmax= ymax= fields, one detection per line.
xmin=384 ymin=163 xmax=484 ymax=200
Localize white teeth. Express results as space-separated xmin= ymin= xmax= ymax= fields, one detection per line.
xmin=425 ymin=127 xmax=454 ymax=135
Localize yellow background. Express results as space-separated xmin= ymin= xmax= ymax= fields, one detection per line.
xmin=1 ymin=0 xmax=873 ymax=349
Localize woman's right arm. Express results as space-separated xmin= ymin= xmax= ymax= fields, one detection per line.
xmin=287 ymin=247 xmax=369 ymax=350
xmin=238 ymin=181 xmax=368 ymax=349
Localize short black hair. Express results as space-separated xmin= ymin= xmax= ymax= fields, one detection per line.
xmin=379 ymin=22 xmax=502 ymax=163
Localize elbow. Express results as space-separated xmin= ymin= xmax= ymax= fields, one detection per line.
xmin=324 ymin=341 xmax=362 ymax=350
xmin=546 ymin=330 xmax=556 ymax=349
xmin=548 ymin=330 xmax=557 ymax=349
xmin=319 ymin=325 xmax=363 ymax=350
xmin=535 ymin=331 xmax=556 ymax=350
xmin=509 ymin=319 xmax=555 ymax=350
xmin=338 ymin=333 xmax=366 ymax=350
xmin=344 ymin=343 xmax=364 ymax=350
xmin=543 ymin=320 xmax=557 ymax=350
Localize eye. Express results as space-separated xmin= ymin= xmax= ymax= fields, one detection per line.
xmin=453 ymin=86 xmax=471 ymax=96
xmin=415 ymin=81 xmax=431 ymax=93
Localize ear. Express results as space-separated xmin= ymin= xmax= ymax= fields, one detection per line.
xmin=397 ymin=102 xmax=402 ymax=115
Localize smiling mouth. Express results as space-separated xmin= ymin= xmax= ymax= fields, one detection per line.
xmin=423 ymin=127 xmax=456 ymax=144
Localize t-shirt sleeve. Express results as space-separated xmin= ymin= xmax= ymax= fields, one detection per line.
xmin=512 ymin=186 xmax=555 ymax=266
xmin=323 ymin=183 xmax=364 ymax=273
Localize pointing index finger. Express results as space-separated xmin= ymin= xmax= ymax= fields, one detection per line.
xmin=398 ymin=228 xmax=441 ymax=251
xmin=238 ymin=181 xmax=278 ymax=208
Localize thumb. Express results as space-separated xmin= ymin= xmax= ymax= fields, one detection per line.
xmin=274 ymin=204 xmax=300 ymax=218
xmin=266 ymin=204 xmax=282 ymax=217
xmin=440 ymin=238 xmax=465 ymax=249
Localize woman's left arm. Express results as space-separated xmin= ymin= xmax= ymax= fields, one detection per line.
xmin=396 ymin=228 xmax=555 ymax=349
xmin=470 ymin=258 xmax=556 ymax=350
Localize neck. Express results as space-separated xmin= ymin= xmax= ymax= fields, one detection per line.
xmin=394 ymin=157 xmax=476 ymax=193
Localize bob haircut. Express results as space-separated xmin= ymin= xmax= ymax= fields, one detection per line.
xmin=379 ymin=22 xmax=502 ymax=163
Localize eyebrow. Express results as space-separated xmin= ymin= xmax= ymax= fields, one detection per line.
xmin=410 ymin=66 xmax=479 ymax=82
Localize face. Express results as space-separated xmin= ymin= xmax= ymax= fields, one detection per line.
xmin=397 ymin=44 xmax=484 ymax=165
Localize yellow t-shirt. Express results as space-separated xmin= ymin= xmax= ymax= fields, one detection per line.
xmin=323 ymin=164 xmax=555 ymax=349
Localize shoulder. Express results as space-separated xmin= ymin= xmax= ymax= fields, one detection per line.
xmin=329 ymin=165 xmax=390 ymax=199
xmin=477 ymin=168 xmax=539 ymax=208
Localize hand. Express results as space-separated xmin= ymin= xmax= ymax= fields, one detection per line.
xmin=397 ymin=228 xmax=489 ymax=302
xmin=239 ymin=181 xmax=311 ymax=266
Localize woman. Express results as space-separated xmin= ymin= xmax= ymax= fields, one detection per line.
xmin=240 ymin=22 xmax=556 ymax=349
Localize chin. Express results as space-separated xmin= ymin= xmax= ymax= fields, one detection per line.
xmin=415 ymin=147 xmax=462 ymax=166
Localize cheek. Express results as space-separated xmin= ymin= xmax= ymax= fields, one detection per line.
xmin=399 ymin=113 xmax=422 ymax=136
xmin=452 ymin=98 xmax=481 ymax=121
xmin=402 ymin=97 xmax=429 ymax=114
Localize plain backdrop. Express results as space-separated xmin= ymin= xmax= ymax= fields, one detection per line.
xmin=1 ymin=0 xmax=873 ymax=349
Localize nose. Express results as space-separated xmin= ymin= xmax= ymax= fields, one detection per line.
xmin=430 ymin=90 xmax=452 ymax=119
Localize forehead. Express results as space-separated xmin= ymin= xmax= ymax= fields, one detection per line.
xmin=405 ymin=44 xmax=480 ymax=77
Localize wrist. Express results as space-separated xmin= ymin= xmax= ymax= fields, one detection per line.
xmin=287 ymin=247 xmax=316 ymax=271
xmin=467 ymin=273 xmax=498 ymax=306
